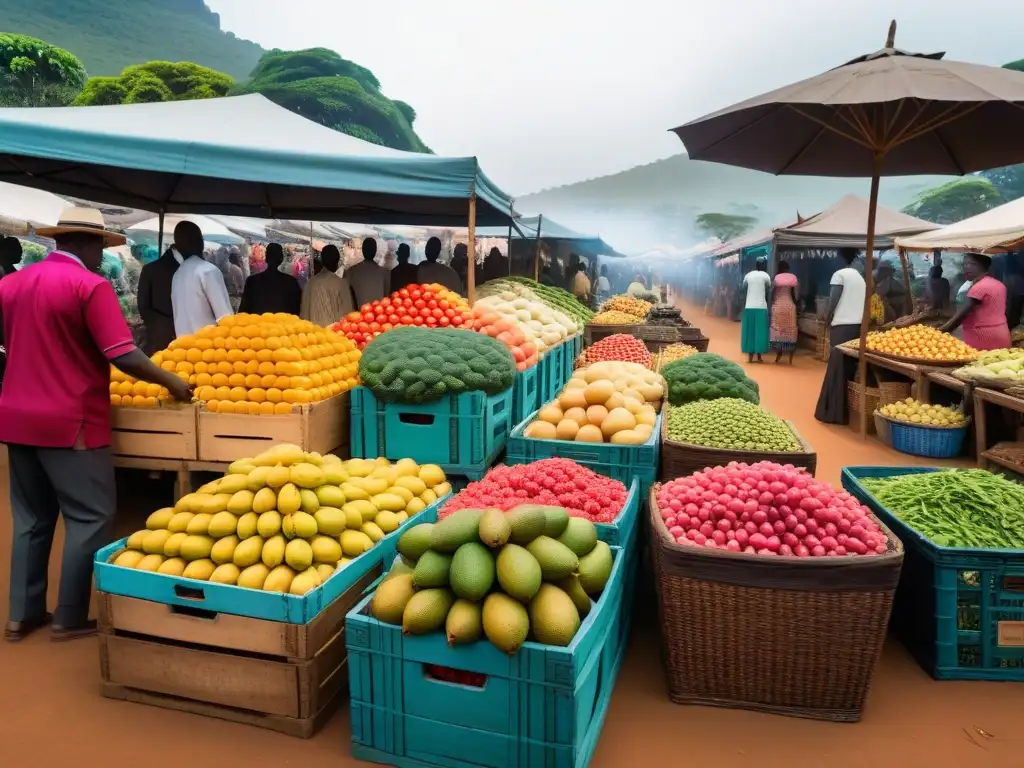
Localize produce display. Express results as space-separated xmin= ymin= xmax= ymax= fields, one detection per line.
xmin=860 ymin=470 xmax=1024 ymax=549
xmin=523 ymin=361 xmax=664 ymax=445
xmin=652 ymin=343 xmax=699 ymax=371
xmin=482 ymin=277 xmax=594 ymax=325
xmin=358 ymin=327 xmax=516 ymax=404
xmin=471 ymin=291 xmax=578 ymax=362
xmin=865 ymin=324 xmax=979 ymax=362
xmin=590 ymin=310 xmax=643 ymax=326
xmin=661 ymin=353 xmax=759 ymax=405
xmin=954 ymin=348 xmax=1024 ymax=384
xmin=870 ymin=293 xmax=885 ymax=324
xmin=111 ymin=314 xmax=360 ymax=413
xmin=579 ymin=333 xmax=652 ymax=367
xmin=666 ymin=399 xmax=801 ymax=452
xmin=646 ymin=305 xmax=690 ymax=327
xmin=441 ymin=458 xmax=629 ymax=523
xmin=600 ymin=295 xmax=652 ymax=319
xmin=108 ymin=445 xmax=451 ymax=594
xmin=657 ymin=461 xmax=892 ymax=556
xmin=878 ymin=398 xmax=967 ymax=427
xmin=331 ymin=283 xmax=473 ymax=350
xmin=370 ymin=506 xmax=613 ymax=651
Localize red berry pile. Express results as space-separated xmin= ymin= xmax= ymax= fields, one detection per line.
xmin=582 ymin=334 xmax=651 ymax=367
xmin=441 ymin=458 xmax=628 ymax=523
xmin=656 ymin=461 xmax=891 ymax=557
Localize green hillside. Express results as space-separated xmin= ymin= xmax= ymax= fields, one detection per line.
xmin=0 ymin=0 xmax=264 ymax=79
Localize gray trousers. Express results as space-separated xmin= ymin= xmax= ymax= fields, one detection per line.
xmin=7 ymin=445 xmax=115 ymax=627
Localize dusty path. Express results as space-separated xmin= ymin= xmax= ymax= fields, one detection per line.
xmin=0 ymin=306 xmax=1020 ymax=767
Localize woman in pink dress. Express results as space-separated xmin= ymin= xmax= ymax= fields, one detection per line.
xmin=942 ymin=252 xmax=1011 ymax=350
xmin=769 ymin=261 xmax=799 ymax=364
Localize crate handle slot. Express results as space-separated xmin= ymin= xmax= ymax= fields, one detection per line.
xmin=173 ymin=584 xmax=207 ymax=602
xmin=1003 ymin=576 xmax=1024 ymax=593
xmin=168 ymin=603 xmax=219 ymax=621
xmin=399 ymin=413 xmax=436 ymax=426
xmin=423 ymin=664 xmax=487 ymax=689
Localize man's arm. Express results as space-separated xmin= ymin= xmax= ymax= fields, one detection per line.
xmin=137 ymin=262 xmax=155 ymax=326
xmin=826 ymin=285 xmax=843 ymax=325
xmin=942 ymin=298 xmax=979 ymax=333
xmin=204 ymin=268 xmax=234 ymax=322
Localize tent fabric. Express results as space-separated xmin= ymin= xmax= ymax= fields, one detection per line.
xmin=0 ymin=94 xmax=514 ymax=226
xmin=476 ymin=215 xmax=625 ymax=257
xmin=0 ymin=180 xmax=68 ymax=235
xmin=772 ymin=195 xmax=939 ymax=248
xmin=894 ymin=196 xmax=1024 ymax=253
xmin=128 ymin=214 xmax=243 ymax=245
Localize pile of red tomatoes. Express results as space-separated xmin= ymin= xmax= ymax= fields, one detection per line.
xmin=331 ymin=283 xmax=474 ymax=349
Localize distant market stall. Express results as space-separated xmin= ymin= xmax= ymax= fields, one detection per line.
xmin=895 ymin=195 xmax=1024 ymax=254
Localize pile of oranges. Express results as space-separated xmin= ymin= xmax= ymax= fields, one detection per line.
xmin=865 ymin=324 xmax=979 ymax=363
xmin=110 ymin=313 xmax=361 ymax=414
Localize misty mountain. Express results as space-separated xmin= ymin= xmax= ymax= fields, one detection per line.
xmin=518 ymin=154 xmax=956 ymax=255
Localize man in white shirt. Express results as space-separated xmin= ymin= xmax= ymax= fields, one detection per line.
xmin=815 ymin=248 xmax=867 ymax=423
xmin=170 ymin=220 xmax=233 ymax=337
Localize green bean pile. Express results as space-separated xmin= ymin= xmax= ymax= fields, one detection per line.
xmin=861 ymin=470 xmax=1024 ymax=549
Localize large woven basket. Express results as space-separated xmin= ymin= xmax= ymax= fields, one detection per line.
xmin=659 ymin=413 xmax=816 ymax=481
xmin=649 ymin=485 xmax=903 ymax=722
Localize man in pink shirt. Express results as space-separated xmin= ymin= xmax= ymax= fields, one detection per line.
xmin=0 ymin=207 xmax=192 ymax=642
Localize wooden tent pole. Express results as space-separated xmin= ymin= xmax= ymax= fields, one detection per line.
xmin=157 ymin=209 xmax=165 ymax=255
xmin=467 ymin=193 xmax=477 ymax=304
xmin=533 ymin=214 xmax=544 ymax=282
xmin=857 ymin=154 xmax=883 ymax=438
xmin=898 ymin=247 xmax=913 ymax=315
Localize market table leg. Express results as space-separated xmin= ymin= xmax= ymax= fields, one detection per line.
xmin=174 ymin=469 xmax=191 ymax=502
xmin=973 ymin=392 xmax=988 ymax=468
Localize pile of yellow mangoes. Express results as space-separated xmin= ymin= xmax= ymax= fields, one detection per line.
xmin=866 ymin=324 xmax=978 ymax=363
xmin=879 ymin=398 xmax=967 ymax=428
xmin=109 ymin=444 xmax=450 ymax=595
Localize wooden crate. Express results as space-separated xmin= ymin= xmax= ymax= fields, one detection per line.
xmin=197 ymin=392 xmax=350 ymax=464
xmin=111 ymin=405 xmax=198 ymax=461
xmin=96 ymin=562 xmax=376 ymax=737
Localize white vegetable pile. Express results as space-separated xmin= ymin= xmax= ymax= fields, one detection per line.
xmin=473 ymin=292 xmax=579 ymax=355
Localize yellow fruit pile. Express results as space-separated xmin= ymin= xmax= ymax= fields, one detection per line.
xmin=600 ymin=295 xmax=652 ymax=319
xmin=870 ymin=293 xmax=885 ymax=324
xmin=591 ymin=310 xmax=643 ymax=326
xmin=110 ymin=313 xmax=361 ymax=414
xmin=524 ymin=361 xmax=663 ymax=445
xmin=866 ymin=325 xmax=978 ymax=362
xmin=652 ymin=343 xmax=699 ymax=371
xmin=109 ymin=444 xmax=451 ymax=595
xmin=879 ymin=398 xmax=967 ymax=428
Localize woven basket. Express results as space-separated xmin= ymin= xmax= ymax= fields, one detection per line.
xmin=659 ymin=413 xmax=816 ymax=481
xmin=649 ymin=485 xmax=903 ymax=722
xmin=848 ymin=382 xmax=880 ymax=434
xmin=878 ymin=381 xmax=912 ymax=406
xmin=882 ymin=415 xmax=971 ymax=459
xmin=873 ymin=413 xmax=891 ymax=446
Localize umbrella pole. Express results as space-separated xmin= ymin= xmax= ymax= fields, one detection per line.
xmin=157 ymin=209 xmax=165 ymax=254
xmin=533 ymin=214 xmax=544 ymax=282
xmin=857 ymin=154 xmax=883 ymax=438
xmin=467 ymin=193 xmax=477 ymax=304
xmin=898 ymin=247 xmax=912 ymax=315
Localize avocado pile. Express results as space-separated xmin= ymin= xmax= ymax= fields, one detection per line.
xmin=371 ymin=506 xmax=614 ymax=654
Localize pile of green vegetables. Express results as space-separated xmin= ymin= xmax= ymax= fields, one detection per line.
xmin=359 ymin=327 xmax=516 ymax=404
xmin=483 ymin=277 xmax=594 ymax=324
xmin=661 ymin=353 xmax=759 ymax=405
xmin=861 ymin=470 xmax=1024 ymax=549
xmin=666 ymin=399 xmax=800 ymax=452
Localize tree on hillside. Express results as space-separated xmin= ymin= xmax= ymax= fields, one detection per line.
xmin=901 ymin=178 xmax=1004 ymax=224
xmin=229 ymin=48 xmax=430 ymax=153
xmin=981 ymin=164 xmax=1024 ymax=204
xmin=0 ymin=32 xmax=87 ymax=106
xmin=1004 ymin=59 xmax=1024 ymax=72
xmin=74 ymin=60 xmax=233 ymax=105
xmin=694 ymin=212 xmax=759 ymax=243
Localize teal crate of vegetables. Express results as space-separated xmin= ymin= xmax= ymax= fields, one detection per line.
xmin=346 ymin=547 xmax=625 ymax=768
xmin=842 ymin=466 xmax=1024 ymax=682
xmin=538 ymin=342 xmax=567 ymax=404
xmin=510 ymin=366 xmax=540 ymax=426
xmin=563 ymin=335 xmax=582 ymax=381
xmin=351 ymin=387 xmax=513 ymax=481
xmin=506 ymin=411 xmax=661 ymax=493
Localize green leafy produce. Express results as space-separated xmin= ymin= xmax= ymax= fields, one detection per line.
xmin=481 ymin=277 xmax=594 ymax=324
xmin=359 ymin=327 xmax=515 ymax=404
xmin=661 ymin=353 xmax=759 ymax=405
xmin=860 ymin=470 xmax=1024 ymax=549
xmin=666 ymin=399 xmax=800 ymax=451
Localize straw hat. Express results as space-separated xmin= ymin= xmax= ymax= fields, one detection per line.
xmin=36 ymin=206 xmax=127 ymax=247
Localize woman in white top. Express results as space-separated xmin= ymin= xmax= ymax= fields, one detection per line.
xmin=814 ymin=248 xmax=867 ymax=424
xmin=740 ymin=257 xmax=772 ymax=363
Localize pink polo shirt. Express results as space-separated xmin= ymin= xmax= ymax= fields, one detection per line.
xmin=0 ymin=252 xmax=135 ymax=449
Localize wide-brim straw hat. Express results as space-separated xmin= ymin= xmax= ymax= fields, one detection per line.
xmin=36 ymin=206 xmax=127 ymax=248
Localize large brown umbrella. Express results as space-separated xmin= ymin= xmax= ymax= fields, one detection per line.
xmin=672 ymin=21 xmax=1024 ymax=436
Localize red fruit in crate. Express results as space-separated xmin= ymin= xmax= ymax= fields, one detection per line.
xmin=582 ymin=334 xmax=651 ymax=367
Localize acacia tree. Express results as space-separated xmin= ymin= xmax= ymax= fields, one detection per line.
xmin=0 ymin=32 xmax=87 ymax=106
xmin=694 ymin=212 xmax=759 ymax=242
xmin=230 ymin=48 xmax=429 ymax=153
xmin=901 ymin=178 xmax=1004 ymax=224
xmin=74 ymin=60 xmax=234 ymax=105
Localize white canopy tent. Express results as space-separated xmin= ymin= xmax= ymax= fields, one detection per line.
xmin=894 ymin=195 xmax=1024 ymax=254
xmin=128 ymin=214 xmax=244 ymax=246
xmin=0 ymin=180 xmax=68 ymax=236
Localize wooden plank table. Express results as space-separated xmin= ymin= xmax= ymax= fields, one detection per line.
xmin=837 ymin=345 xmax=939 ymax=395
xmin=973 ymin=387 xmax=1024 ymax=473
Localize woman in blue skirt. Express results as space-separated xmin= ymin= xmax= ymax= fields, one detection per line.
xmin=741 ymin=257 xmax=772 ymax=363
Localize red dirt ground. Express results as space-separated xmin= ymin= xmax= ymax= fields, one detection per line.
xmin=0 ymin=299 xmax=1020 ymax=767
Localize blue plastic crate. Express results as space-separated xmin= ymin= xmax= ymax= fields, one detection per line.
xmin=510 ymin=366 xmax=540 ymax=427
xmin=843 ymin=466 xmax=1024 ymax=681
xmin=93 ymin=493 xmax=450 ymax=625
xmin=351 ymin=387 xmax=513 ymax=480
xmin=595 ymin=478 xmax=640 ymax=550
xmin=347 ymin=547 xmax=626 ymax=768
xmin=537 ymin=343 xmax=565 ymax=404
xmin=506 ymin=410 xmax=661 ymax=494
xmin=562 ymin=334 xmax=581 ymax=382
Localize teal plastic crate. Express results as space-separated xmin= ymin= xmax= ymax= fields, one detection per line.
xmin=537 ymin=343 xmax=563 ymax=405
xmin=506 ymin=410 xmax=661 ymax=493
xmin=562 ymin=334 xmax=581 ymax=382
xmin=351 ymin=387 xmax=513 ymax=480
xmin=843 ymin=466 xmax=1024 ymax=681
xmin=595 ymin=478 xmax=640 ymax=550
xmin=347 ymin=547 xmax=626 ymax=768
xmin=510 ymin=366 xmax=540 ymax=426
xmin=93 ymin=493 xmax=450 ymax=625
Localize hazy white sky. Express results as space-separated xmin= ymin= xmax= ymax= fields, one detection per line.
xmin=208 ymin=0 xmax=1024 ymax=196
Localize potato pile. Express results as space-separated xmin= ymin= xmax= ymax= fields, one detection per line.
xmin=879 ymin=398 xmax=967 ymax=427
xmin=524 ymin=361 xmax=663 ymax=445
